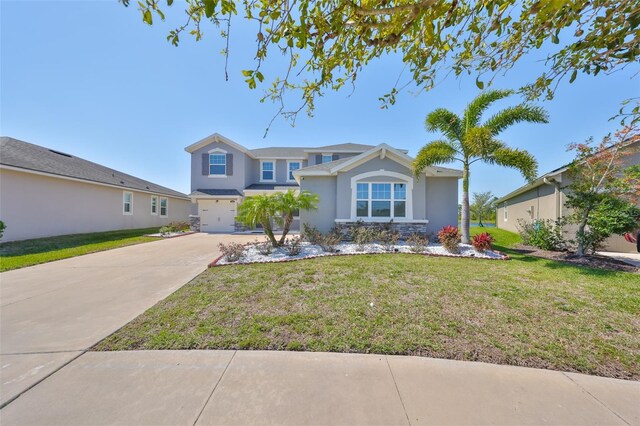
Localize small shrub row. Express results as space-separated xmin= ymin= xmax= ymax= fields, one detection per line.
xmin=517 ymin=218 xmax=567 ymax=251
xmin=218 ymin=242 xmax=245 ymax=262
xmin=159 ymin=221 xmax=191 ymax=235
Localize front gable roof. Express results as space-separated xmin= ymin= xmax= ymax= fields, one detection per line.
xmin=184 ymin=133 xmax=256 ymax=158
xmin=293 ymin=144 xmax=462 ymax=182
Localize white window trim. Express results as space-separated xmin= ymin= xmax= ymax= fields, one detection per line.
xmin=349 ymin=170 xmax=413 ymax=221
xmin=287 ymin=160 xmax=301 ymax=182
xmin=321 ymin=153 xmax=333 ymax=164
xmin=159 ymin=197 xmax=168 ymax=217
xmin=123 ymin=191 xmax=133 ymax=215
xmin=208 ymin=148 xmax=228 ymax=178
xmin=260 ymin=160 xmax=276 ymax=182
xmin=151 ymin=195 xmax=158 ymax=215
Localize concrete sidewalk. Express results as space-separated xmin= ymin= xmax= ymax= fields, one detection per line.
xmin=1 ymin=350 xmax=638 ymax=425
xmin=0 ymin=233 xmax=257 ymax=407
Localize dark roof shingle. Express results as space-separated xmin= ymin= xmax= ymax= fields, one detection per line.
xmin=0 ymin=137 xmax=188 ymax=199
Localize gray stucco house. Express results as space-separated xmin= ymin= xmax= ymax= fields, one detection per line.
xmin=495 ymin=138 xmax=640 ymax=253
xmin=185 ymin=133 xmax=462 ymax=236
xmin=0 ymin=137 xmax=191 ymax=242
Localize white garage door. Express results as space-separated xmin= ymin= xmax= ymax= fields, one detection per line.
xmin=199 ymin=199 xmax=237 ymax=233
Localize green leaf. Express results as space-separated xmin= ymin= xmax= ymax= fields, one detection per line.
xmin=255 ymin=71 xmax=264 ymax=83
xmin=241 ymin=70 xmax=253 ymax=77
xmin=143 ymin=9 xmax=152 ymax=25
xmin=569 ymin=70 xmax=577 ymax=83
xmin=167 ymin=0 xmax=173 ymax=4
xmin=475 ymin=77 xmax=484 ymax=90
xmin=203 ymin=0 xmax=215 ymax=18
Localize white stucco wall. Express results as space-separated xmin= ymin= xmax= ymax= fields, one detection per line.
xmin=0 ymin=169 xmax=191 ymax=242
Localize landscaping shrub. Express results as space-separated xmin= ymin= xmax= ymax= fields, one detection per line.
xmin=302 ymin=223 xmax=322 ymax=245
xmin=319 ymin=228 xmax=342 ymax=253
xmin=351 ymin=224 xmax=377 ymax=251
xmin=407 ymin=232 xmax=428 ymax=253
xmin=0 ymin=220 xmax=5 ymax=240
xmin=471 ymin=232 xmax=494 ymax=252
xmin=283 ymin=236 xmax=302 ymax=256
xmin=517 ymin=218 xmax=567 ymax=251
xmin=438 ymin=225 xmax=461 ymax=253
xmin=167 ymin=221 xmax=190 ymax=232
xmin=255 ymin=239 xmax=273 ymax=256
xmin=378 ymin=229 xmax=400 ymax=252
xmin=159 ymin=226 xmax=172 ymax=236
xmin=218 ymin=242 xmax=245 ymax=262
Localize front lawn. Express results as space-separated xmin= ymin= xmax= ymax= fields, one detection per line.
xmin=95 ymin=227 xmax=640 ymax=380
xmin=0 ymin=228 xmax=160 ymax=272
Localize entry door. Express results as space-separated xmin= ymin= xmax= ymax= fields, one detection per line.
xmin=200 ymin=200 xmax=237 ymax=233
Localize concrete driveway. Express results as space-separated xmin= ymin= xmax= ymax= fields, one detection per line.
xmin=0 ymin=233 xmax=256 ymax=407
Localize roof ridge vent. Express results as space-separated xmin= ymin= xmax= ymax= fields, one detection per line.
xmin=48 ymin=149 xmax=73 ymax=158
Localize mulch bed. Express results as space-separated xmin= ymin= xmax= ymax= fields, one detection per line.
xmin=512 ymin=244 xmax=639 ymax=273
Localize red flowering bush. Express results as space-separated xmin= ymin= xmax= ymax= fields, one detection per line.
xmin=471 ymin=232 xmax=494 ymax=252
xmin=438 ymin=225 xmax=461 ymax=253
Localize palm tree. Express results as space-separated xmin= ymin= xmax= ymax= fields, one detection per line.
xmin=237 ymin=194 xmax=280 ymax=246
xmin=414 ymin=89 xmax=548 ymax=244
xmin=274 ymin=190 xmax=319 ymax=245
xmin=237 ymin=190 xmax=319 ymax=246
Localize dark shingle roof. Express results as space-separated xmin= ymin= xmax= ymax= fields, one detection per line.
xmin=1 ymin=137 xmax=188 ymax=199
xmin=306 ymin=143 xmax=375 ymax=152
xmin=249 ymin=147 xmax=308 ymax=158
xmin=191 ymin=188 xmax=243 ymax=196
xmin=297 ymin=157 xmax=352 ymax=172
xmin=245 ymin=183 xmax=299 ymax=190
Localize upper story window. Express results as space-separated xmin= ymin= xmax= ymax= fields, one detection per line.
xmin=261 ymin=161 xmax=275 ymax=181
xmin=160 ymin=197 xmax=168 ymax=217
xmin=321 ymin=154 xmax=333 ymax=164
xmin=209 ymin=153 xmax=226 ymax=175
xmin=288 ymin=161 xmax=301 ymax=181
xmin=151 ymin=195 xmax=158 ymax=215
xmin=123 ymin=191 xmax=133 ymax=215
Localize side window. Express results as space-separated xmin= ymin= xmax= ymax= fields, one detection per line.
xmin=261 ymin=161 xmax=275 ymax=181
xmin=160 ymin=197 xmax=168 ymax=217
xmin=503 ymin=204 xmax=508 ymax=221
xmin=151 ymin=196 xmax=158 ymax=215
xmin=123 ymin=192 xmax=133 ymax=215
xmin=288 ymin=161 xmax=301 ymax=181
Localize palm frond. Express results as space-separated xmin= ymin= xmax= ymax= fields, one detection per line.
xmin=486 ymin=145 xmax=539 ymax=182
xmin=483 ymin=104 xmax=549 ymax=136
xmin=413 ymin=140 xmax=459 ymax=176
xmin=463 ymin=89 xmax=514 ymax=129
xmin=425 ymin=108 xmax=462 ymax=142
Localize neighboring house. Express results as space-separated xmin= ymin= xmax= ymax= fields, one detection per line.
xmin=185 ymin=133 xmax=462 ymax=236
xmin=0 ymin=137 xmax=191 ymax=242
xmin=495 ymin=139 xmax=640 ymax=253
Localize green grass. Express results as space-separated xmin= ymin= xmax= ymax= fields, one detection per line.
xmin=95 ymin=227 xmax=640 ymax=380
xmin=0 ymin=228 xmax=160 ymax=272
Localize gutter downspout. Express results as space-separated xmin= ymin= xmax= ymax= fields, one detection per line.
xmin=543 ymin=176 xmax=562 ymax=220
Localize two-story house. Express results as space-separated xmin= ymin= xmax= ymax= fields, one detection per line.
xmin=185 ymin=133 xmax=462 ymax=236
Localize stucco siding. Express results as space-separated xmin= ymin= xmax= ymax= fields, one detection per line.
xmin=190 ymin=141 xmax=247 ymax=191
xmin=307 ymin=152 xmax=358 ymax=166
xmin=424 ymin=177 xmax=459 ymax=234
xmin=299 ymin=176 xmax=337 ymax=232
xmin=335 ymin=157 xmax=422 ymax=219
xmin=497 ymin=183 xmax=560 ymax=234
xmin=0 ymin=169 xmax=191 ymax=242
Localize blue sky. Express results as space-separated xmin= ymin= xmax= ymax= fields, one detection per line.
xmin=2 ymin=1 xmax=638 ymax=199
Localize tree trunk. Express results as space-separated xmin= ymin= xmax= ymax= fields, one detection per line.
xmin=461 ymin=162 xmax=470 ymax=244
xmin=279 ymin=214 xmax=293 ymax=245
xmin=261 ymin=217 xmax=279 ymax=247
xmin=575 ymin=213 xmax=589 ymax=257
